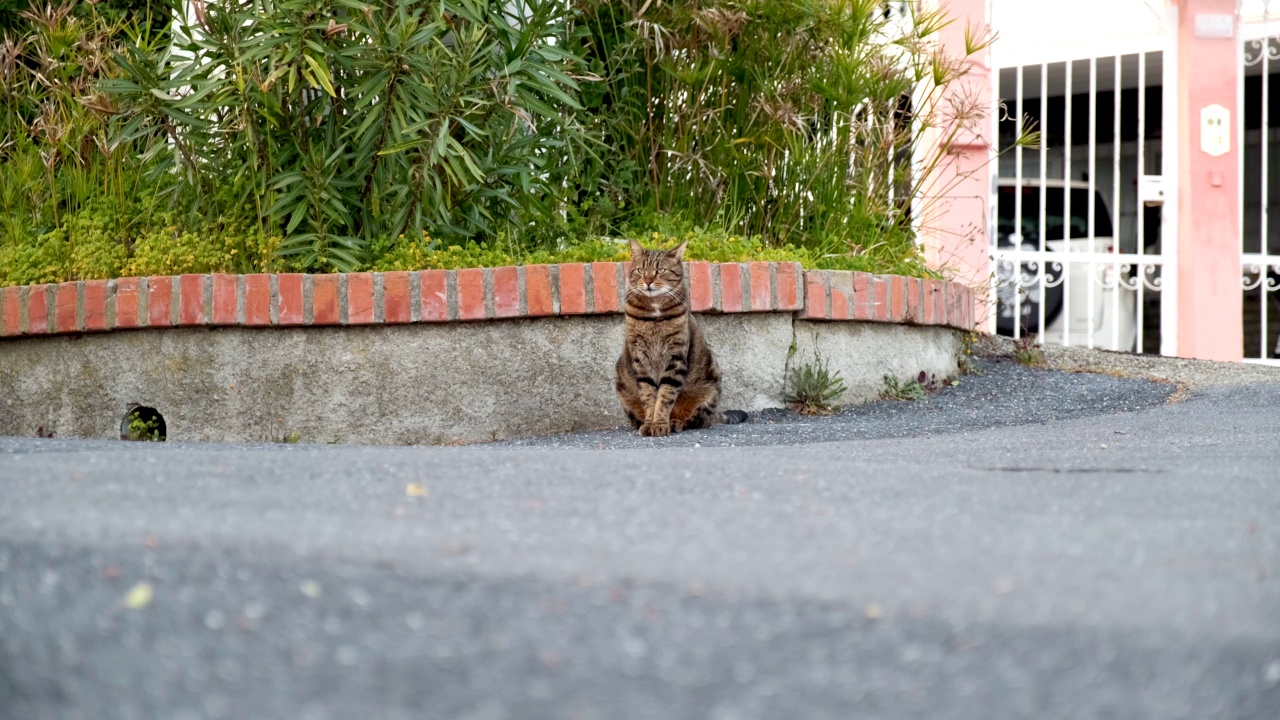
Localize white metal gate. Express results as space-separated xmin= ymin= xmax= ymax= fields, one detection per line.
xmin=992 ymin=50 xmax=1174 ymax=354
xmin=1240 ymin=11 xmax=1280 ymax=365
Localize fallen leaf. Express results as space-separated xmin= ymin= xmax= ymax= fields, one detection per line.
xmin=864 ymin=603 xmax=883 ymax=620
xmin=124 ymin=581 xmax=154 ymax=609
xmin=299 ymin=580 xmax=322 ymax=598
xmin=143 ymin=534 xmax=159 ymax=549
xmin=103 ymin=565 xmax=121 ymax=579
xmin=405 ymin=483 xmax=428 ymax=498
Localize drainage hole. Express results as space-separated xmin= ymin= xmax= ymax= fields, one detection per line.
xmin=121 ymin=405 xmax=166 ymax=442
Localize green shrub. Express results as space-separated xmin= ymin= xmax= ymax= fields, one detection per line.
xmin=369 ymin=226 xmax=808 ymax=272
xmin=68 ymin=227 xmax=131 ymax=280
xmin=0 ymin=200 xmax=932 ymax=286
xmin=0 ymin=199 xmax=284 ymax=286
xmin=127 ymin=227 xmax=229 ymax=277
xmin=0 ymin=230 xmax=71 ymax=286
xmin=1 ymin=1 xmax=1031 ymax=285
xmin=104 ymin=0 xmax=590 ymax=271
xmin=367 ymin=235 xmax=434 ymax=273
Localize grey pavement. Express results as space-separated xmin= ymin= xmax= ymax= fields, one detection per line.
xmin=498 ymin=357 xmax=1178 ymax=449
xmin=1 ymin=361 xmax=1279 ymax=720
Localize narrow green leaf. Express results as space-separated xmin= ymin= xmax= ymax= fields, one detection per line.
xmin=302 ymin=54 xmax=338 ymax=97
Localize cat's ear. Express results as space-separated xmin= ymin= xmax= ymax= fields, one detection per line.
xmin=667 ymin=241 xmax=688 ymax=261
xmin=629 ymin=239 xmax=645 ymax=259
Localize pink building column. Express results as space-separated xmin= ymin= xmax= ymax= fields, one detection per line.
xmin=1173 ymin=0 xmax=1243 ymax=360
xmin=919 ymin=0 xmax=993 ymax=329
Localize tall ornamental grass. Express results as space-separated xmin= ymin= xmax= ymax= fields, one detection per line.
xmin=556 ymin=0 xmax=1035 ymax=275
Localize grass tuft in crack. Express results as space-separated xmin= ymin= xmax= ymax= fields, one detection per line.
xmin=958 ymin=330 xmax=984 ymax=375
xmin=881 ymin=374 xmax=926 ymax=402
xmin=785 ymin=351 xmax=847 ymax=415
xmin=1013 ymin=336 xmax=1047 ymax=367
xmin=882 ymin=371 xmax=958 ymax=401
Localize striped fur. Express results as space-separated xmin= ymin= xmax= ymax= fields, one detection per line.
xmin=615 ymin=240 xmax=744 ymax=436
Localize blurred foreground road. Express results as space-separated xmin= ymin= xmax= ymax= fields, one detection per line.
xmin=1 ymin=376 xmax=1278 ymax=719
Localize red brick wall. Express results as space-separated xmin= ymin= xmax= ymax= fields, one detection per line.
xmin=0 ymin=264 xmax=976 ymax=338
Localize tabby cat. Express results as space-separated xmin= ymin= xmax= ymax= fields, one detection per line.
xmin=615 ymin=240 xmax=748 ymax=436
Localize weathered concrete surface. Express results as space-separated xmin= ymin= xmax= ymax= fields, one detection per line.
xmin=0 ymin=316 xmax=962 ymax=444
xmin=699 ymin=314 xmax=795 ymax=412
xmin=792 ymin=321 xmax=964 ymax=403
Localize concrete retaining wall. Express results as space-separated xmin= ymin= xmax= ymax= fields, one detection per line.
xmin=0 ymin=264 xmax=975 ymax=444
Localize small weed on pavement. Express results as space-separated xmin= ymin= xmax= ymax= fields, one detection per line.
xmin=785 ymin=352 xmax=847 ymax=415
xmin=1013 ymin=336 xmax=1047 ymax=367
xmin=881 ymin=374 xmax=927 ymax=401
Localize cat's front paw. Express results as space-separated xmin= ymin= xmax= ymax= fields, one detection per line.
xmin=669 ymin=419 xmax=686 ymax=433
xmin=639 ymin=421 xmax=671 ymax=437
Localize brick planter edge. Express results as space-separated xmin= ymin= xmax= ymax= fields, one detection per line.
xmin=0 ymin=263 xmax=976 ymax=339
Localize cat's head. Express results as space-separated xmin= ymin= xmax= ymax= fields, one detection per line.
xmin=628 ymin=240 xmax=687 ymax=297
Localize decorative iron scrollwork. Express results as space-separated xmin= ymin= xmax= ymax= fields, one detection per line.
xmin=1242 ymin=263 xmax=1280 ymax=291
xmin=1245 ymin=36 xmax=1280 ymax=68
xmin=1141 ymin=264 xmax=1164 ymax=292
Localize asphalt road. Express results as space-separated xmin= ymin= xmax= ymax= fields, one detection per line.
xmin=1 ymin=362 xmax=1278 ymax=720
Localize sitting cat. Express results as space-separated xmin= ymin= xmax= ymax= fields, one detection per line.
xmin=615 ymin=240 xmax=748 ymax=436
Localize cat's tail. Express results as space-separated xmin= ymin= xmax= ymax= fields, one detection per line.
xmin=721 ymin=410 xmax=749 ymax=425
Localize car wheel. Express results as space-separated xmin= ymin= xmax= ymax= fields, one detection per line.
xmin=994 ymin=240 xmax=1065 ymax=337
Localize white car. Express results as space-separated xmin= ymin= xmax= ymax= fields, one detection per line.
xmin=994 ymin=179 xmax=1138 ymax=351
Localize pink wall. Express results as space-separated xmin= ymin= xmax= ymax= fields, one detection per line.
xmin=919 ymin=0 xmax=993 ymax=328
xmin=1174 ymin=0 xmax=1243 ymax=361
